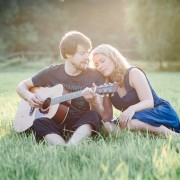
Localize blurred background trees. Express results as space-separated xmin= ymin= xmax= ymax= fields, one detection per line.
xmin=126 ymin=0 xmax=180 ymax=70
xmin=0 ymin=0 xmax=180 ymax=70
xmin=0 ymin=0 xmax=130 ymax=53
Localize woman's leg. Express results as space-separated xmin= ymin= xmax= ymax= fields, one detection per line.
xmin=128 ymin=119 xmax=179 ymax=137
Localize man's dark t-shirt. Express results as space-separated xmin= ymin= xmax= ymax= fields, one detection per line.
xmin=32 ymin=63 xmax=105 ymax=119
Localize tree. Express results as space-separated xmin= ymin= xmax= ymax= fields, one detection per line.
xmin=125 ymin=0 xmax=180 ymax=67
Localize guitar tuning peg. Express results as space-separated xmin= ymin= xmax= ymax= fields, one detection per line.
xmin=101 ymin=94 xmax=105 ymax=97
xmin=106 ymin=94 xmax=109 ymax=97
xmin=111 ymin=93 xmax=114 ymax=97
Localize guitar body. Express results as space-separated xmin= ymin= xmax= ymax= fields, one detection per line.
xmin=14 ymin=84 xmax=69 ymax=133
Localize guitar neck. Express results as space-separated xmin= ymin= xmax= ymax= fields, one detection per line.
xmin=51 ymin=90 xmax=84 ymax=106
xmin=49 ymin=82 xmax=117 ymax=106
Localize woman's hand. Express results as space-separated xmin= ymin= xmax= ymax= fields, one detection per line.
xmin=118 ymin=107 xmax=135 ymax=128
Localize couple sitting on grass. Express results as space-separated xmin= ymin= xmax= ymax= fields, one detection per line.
xmin=16 ymin=31 xmax=180 ymax=146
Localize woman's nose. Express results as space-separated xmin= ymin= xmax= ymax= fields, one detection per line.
xmin=97 ymin=64 xmax=103 ymax=71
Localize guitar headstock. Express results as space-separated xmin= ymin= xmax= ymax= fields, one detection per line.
xmin=95 ymin=82 xmax=118 ymax=95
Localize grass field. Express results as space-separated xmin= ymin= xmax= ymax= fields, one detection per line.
xmin=0 ymin=66 xmax=180 ymax=180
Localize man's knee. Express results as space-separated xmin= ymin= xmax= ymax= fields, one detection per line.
xmin=33 ymin=118 xmax=43 ymax=130
xmin=33 ymin=118 xmax=49 ymax=125
xmin=33 ymin=118 xmax=50 ymax=133
xmin=33 ymin=118 xmax=39 ymax=126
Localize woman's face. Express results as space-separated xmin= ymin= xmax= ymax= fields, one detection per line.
xmin=92 ymin=54 xmax=115 ymax=77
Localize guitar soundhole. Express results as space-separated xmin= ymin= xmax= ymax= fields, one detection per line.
xmin=42 ymin=98 xmax=51 ymax=110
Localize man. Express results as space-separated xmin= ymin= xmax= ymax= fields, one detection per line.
xmin=16 ymin=31 xmax=112 ymax=146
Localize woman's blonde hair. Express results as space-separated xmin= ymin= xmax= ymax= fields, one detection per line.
xmin=90 ymin=44 xmax=130 ymax=87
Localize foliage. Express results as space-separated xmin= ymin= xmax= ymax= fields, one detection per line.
xmin=0 ymin=0 xmax=67 ymax=53
xmin=0 ymin=0 xmax=129 ymax=55
xmin=1 ymin=0 xmax=180 ymax=69
xmin=125 ymin=0 xmax=180 ymax=62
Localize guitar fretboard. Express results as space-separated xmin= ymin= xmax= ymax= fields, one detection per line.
xmin=49 ymin=82 xmax=117 ymax=106
xmin=50 ymin=90 xmax=83 ymax=106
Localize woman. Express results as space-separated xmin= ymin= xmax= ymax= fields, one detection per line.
xmin=90 ymin=44 xmax=180 ymax=136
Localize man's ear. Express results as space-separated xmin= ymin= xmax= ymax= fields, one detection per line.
xmin=66 ymin=54 xmax=72 ymax=58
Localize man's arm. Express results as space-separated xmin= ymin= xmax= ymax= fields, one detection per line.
xmin=101 ymin=95 xmax=113 ymax=122
xmin=82 ymin=87 xmax=104 ymax=114
xmin=82 ymin=88 xmax=113 ymax=120
xmin=89 ymin=94 xmax=104 ymax=114
xmin=16 ymin=78 xmax=43 ymax=108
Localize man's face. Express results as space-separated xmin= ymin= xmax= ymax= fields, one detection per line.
xmin=70 ymin=45 xmax=90 ymax=70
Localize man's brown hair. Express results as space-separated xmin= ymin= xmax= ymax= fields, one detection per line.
xmin=59 ymin=31 xmax=92 ymax=60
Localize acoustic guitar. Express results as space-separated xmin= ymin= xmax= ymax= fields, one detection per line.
xmin=14 ymin=83 xmax=118 ymax=132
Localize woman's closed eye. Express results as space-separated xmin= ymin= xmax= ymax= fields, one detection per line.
xmin=99 ymin=58 xmax=105 ymax=62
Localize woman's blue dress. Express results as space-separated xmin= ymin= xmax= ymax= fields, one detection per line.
xmin=110 ymin=67 xmax=180 ymax=132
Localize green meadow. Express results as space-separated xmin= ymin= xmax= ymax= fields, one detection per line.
xmin=0 ymin=64 xmax=180 ymax=180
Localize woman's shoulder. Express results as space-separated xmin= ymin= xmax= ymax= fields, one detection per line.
xmin=129 ymin=67 xmax=145 ymax=77
xmin=128 ymin=67 xmax=147 ymax=86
